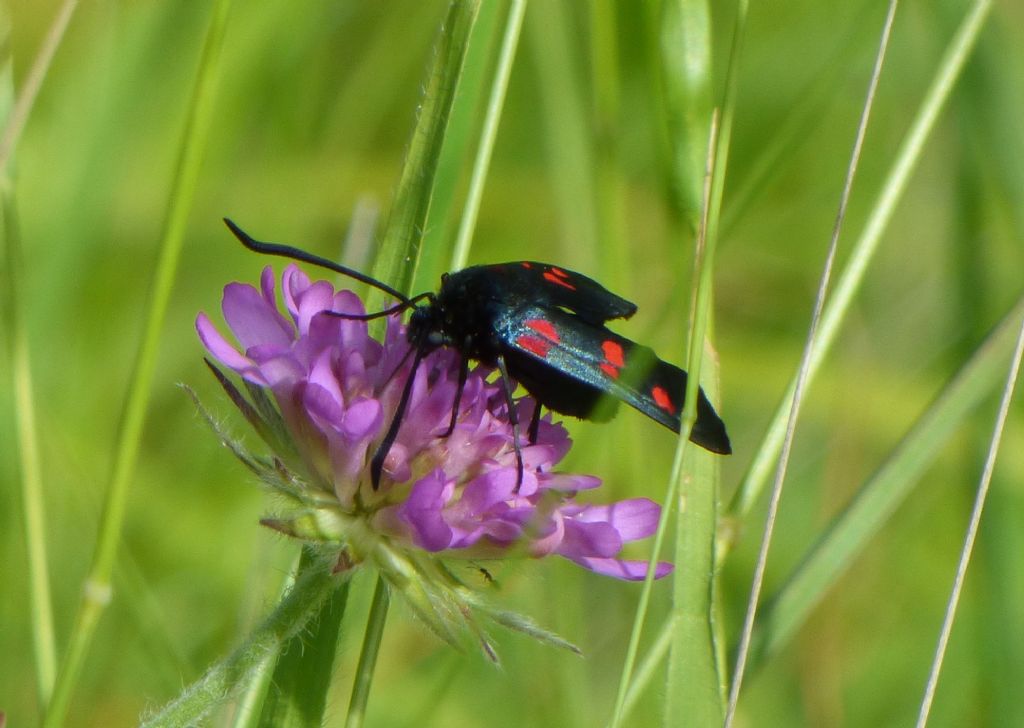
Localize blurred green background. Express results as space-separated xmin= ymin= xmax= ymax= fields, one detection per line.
xmin=2 ymin=0 xmax=1023 ymax=725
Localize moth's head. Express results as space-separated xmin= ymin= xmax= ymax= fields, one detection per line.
xmin=406 ymin=296 xmax=445 ymax=351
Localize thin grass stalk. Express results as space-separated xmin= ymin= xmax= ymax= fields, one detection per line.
xmin=0 ymin=0 xmax=78 ymax=173
xmin=748 ymin=294 xmax=1024 ymax=668
xmin=719 ymin=3 xmax=880 ymax=238
xmin=372 ymin=0 xmax=481 ymax=309
xmin=727 ymin=0 xmax=996 ymax=524
xmin=722 ymin=2 xmax=898 ymax=723
xmin=915 ymin=316 xmax=1024 ymax=727
xmin=525 ymin=1 xmax=598 ymax=264
xmin=620 ymin=616 xmax=675 ymax=722
xmin=700 ymin=0 xmax=748 ymax=257
xmin=0 ymin=0 xmax=78 ymax=705
xmin=589 ymin=0 xmax=628 ymax=289
xmin=344 ymin=577 xmax=390 ymax=728
xmin=3 ymin=182 xmax=58 ymax=706
xmin=43 ymin=1 xmax=233 ymax=724
xmin=449 ymin=0 xmax=526 ymax=272
xmin=413 ymin=0 xmax=501 ymax=293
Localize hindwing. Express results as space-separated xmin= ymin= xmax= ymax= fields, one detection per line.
xmin=493 ymin=305 xmax=731 ymax=454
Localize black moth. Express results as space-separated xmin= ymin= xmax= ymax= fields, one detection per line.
xmin=224 ymin=219 xmax=731 ymax=488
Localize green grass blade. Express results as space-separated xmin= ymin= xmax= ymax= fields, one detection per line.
xmin=726 ymin=0 xmax=996 ymax=524
xmin=43 ymin=1 xmax=233 ymax=724
xmin=658 ymin=0 xmax=712 ymax=234
xmin=0 ymin=0 xmax=78 ymax=173
xmin=723 ymin=2 xmax=897 ymax=720
xmin=667 ymin=121 xmax=726 ymax=726
xmin=412 ymin=0 xmax=503 ymax=288
xmin=612 ymin=0 xmax=728 ymax=723
xmin=526 ymin=1 xmax=598 ymax=265
xmin=915 ymin=317 xmax=1024 ymax=727
xmin=668 ymin=0 xmax=749 ymax=718
xmin=372 ymin=0 xmax=481 ymax=303
xmin=449 ymin=0 xmax=526 ymax=272
xmin=2 ymin=181 xmax=58 ymax=710
xmin=589 ymin=0 xmax=628 ymax=287
xmin=0 ymin=5 xmax=64 ymax=705
xmin=749 ymin=293 xmax=1024 ymax=669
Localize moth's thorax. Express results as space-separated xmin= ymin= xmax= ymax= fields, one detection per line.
xmin=405 ymin=268 xmax=504 ymax=363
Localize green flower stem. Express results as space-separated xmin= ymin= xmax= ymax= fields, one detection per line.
xmin=42 ymin=1 xmax=233 ymax=725
xmin=141 ymin=561 xmax=342 ymax=728
xmin=230 ymin=554 xmax=302 ymax=728
xmin=449 ymin=0 xmax=526 ymax=272
xmin=255 ymin=548 xmax=350 ymax=728
xmin=344 ymin=576 xmax=391 ymax=728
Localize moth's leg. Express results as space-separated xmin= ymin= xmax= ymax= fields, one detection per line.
xmin=370 ymin=349 xmax=426 ymax=489
xmin=440 ymin=356 xmax=469 ymax=438
xmin=495 ymin=355 xmax=524 ymax=490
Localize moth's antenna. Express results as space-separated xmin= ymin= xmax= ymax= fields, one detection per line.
xmin=224 ymin=218 xmax=411 ymax=304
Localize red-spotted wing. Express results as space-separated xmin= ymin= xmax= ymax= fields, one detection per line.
xmin=494 ymin=304 xmax=731 ymax=455
xmin=468 ymin=262 xmax=638 ymax=325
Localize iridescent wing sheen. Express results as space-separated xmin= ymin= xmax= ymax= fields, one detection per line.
xmin=493 ymin=305 xmax=731 ymax=455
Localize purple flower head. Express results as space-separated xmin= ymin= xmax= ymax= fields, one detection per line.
xmin=196 ymin=266 xmax=672 ymax=652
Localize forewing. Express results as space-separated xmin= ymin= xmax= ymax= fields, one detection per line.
xmin=495 ymin=305 xmax=731 ymax=454
xmin=483 ymin=262 xmax=637 ymax=324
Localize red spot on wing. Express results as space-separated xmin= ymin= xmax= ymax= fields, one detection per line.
xmin=517 ymin=335 xmax=551 ymax=358
xmin=526 ymin=318 xmax=559 ymax=342
xmin=521 ymin=262 xmax=532 ymax=269
xmin=543 ymin=269 xmax=576 ymax=290
xmin=599 ymin=340 xmax=625 ymax=379
xmin=651 ymin=386 xmax=676 ymax=414
xmin=602 ymin=340 xmax=625 ymax=367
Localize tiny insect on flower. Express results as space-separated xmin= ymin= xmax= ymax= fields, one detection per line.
xmin=194 ymin=265 xmax=673 ymax=655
